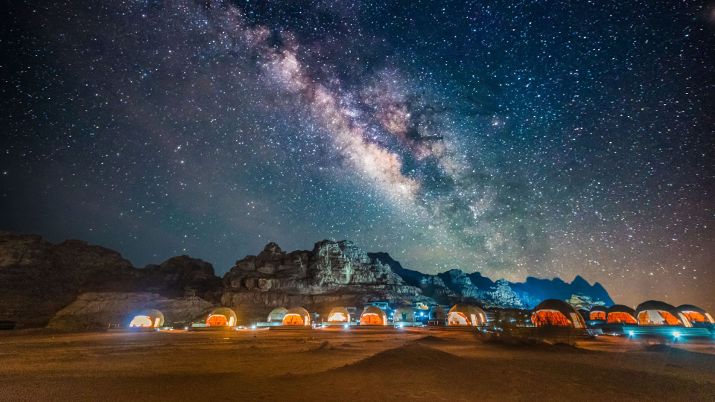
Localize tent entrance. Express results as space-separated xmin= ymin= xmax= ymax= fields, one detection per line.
xmin=448 ymin=312 xmax=469 ymax=326
xmin=207 ymin=314 xmax=228 ymax=327
xmin=130 ymin=315 xmax=153 ymax=328
xmin=360 ymin=313 xmax=383 ymax=325
xmin=283 ymin=314 xmax=305 ymax=326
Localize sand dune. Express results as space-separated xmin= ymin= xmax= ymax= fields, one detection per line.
xmin=0 ymin=329 xmax=713 ymax=401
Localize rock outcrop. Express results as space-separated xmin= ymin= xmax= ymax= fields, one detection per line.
xmin=48 ymin=292 xmax=214 ymax=330
xmin=221 ymin=240 xmax=428 ymax=319
xmin=0 ymin=232 xmax=219 ymax=328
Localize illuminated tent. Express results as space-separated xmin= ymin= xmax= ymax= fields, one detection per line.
xmin=447 ymin=304 xmax=487 ymax=326
xmin=531 ymin=299 xmax=586 ymax=328
xmin=129 ymin=309 xmax=164 ymax=328
xmin=393 ymin=307 xmax=415 ymax=323
xmin=635 ymin=300 xmax=691 ymax=327
xmin=360 ymin=306 xmax=387 ymax=325
xmin=588 ymin=306 xmax=607 ymax=321
xmin=677 ymin=305 xmax=714 ymax=325
xmin=606 ymin=305 xmax=637 ymax=325
xmin=282 ymin=307 xmax=311 ymax=326
xmin=267 ymin=307 xmax=288 ymax=323
xmin=206 ymin=307 xmax=237 ymax=327
xmin=327 ymin=307 xmax=351 ymax=324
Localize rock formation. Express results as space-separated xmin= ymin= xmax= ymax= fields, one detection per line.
xmin=0 ymin=232 xmax=219 ymax=328
xmin=48 ymin=292 xmax=214 ymax=330
xmin=0 ymin=232 xmax=614 ymax=328
xmin=221 ymin=240 xmax=429 ymax=319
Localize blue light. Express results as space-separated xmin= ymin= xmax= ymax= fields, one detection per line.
xmin=673 ymin=331 xmax=681 ymax=339
xmin=628 ymin=330 xmax=635 ymax=337
xmin=251 ymin=325 xmax=257 ymax=330
xmin=343 ymin=323 xmax=349 ymax=330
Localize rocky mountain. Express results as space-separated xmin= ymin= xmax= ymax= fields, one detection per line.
xmin=0 ymin=232 xmax=220 ymax=328
xmin=0 ymin=232 xmax=613 ymax=329
xmin=221 ymin=241 xmax=429 ymax=319
xmin=369 ymin=252 xmax=612 ymax=308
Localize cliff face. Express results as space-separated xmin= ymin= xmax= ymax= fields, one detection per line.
xmin=0 ymin=233 xmax=219 ymax=328
xmin=221 ymin=241 xmax=426 ymax=318
xmin=48 ymin=292 xmax=214 ymax=330
xmin=0 ymin=232 xmax=614 ymax=328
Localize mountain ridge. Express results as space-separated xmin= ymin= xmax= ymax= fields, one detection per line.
xmin=0 ymin=232 xmax=614 ymax=328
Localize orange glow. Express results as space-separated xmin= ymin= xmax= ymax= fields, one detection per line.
xmin=360 ymin=313 xmax=384 ymax=325
xmin=637 ymin=310 xmax=681 ymax=326
xmin=607 ymin=312 xmax=637 ymax=324
xmin=589 ymin=311 xmax=606 ymax=321
xmin=282 ymin=313 xmax=306 ymax=326
xmin=681 ymin=311 xmax=707 ymax=323
xmin=206 ymin=314 xmax=228 ymax=327
xmin=531 ymin=310 xmax=572 ymax=327
xmin=447 ymin=312 xmax=469 ymax=326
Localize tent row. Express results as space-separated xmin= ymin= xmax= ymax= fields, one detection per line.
xmin=531 ymin=299 xmax=714 ymax=329
xmin=586 ymin=301 xmax=714 ymax=327
xmin=129 ymin=307 xmax=237 ymax=329
xmin=128 ymin=304 xmax=491 ymax=329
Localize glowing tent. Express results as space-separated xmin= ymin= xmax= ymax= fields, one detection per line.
xmin=360 ymin=306 xmax=387 ymax=325
xmin=447 ymin=304 xmax=487 ymax=327
xmin=267 ymin=307 xmax=288 ymax=323
xmin=326 ymin=307 xmax=351 ymax=324
xmin=281 ymin=307 xmax=311 ymax=326
xmin=635 ymin=300 xmax=691 ymax=327
xmin=393 ymin=307 xmax=415 ymax=323
xmin=588 ymin=306 xmax=607 ymax=321
xmin=606 ymin=305 xmax=637 ymax=325
xmin=677 ymin=305 xmax=714 ymax=325
xmin=531 ymin=299 xmax=586 ymax=328
xmin=129 ymin=309 xmax=165 ymax=328
xmin=206 ymin=307 xmax=237 ymax=327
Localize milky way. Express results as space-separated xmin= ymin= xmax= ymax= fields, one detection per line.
xmin=1 ymin=0 xmax=713 ymax=310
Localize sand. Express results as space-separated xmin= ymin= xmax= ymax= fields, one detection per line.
xmin=0 ymin=328 xmax=713 ymax=401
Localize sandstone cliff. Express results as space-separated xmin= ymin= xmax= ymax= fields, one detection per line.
xmin=0 ymin=232 xmax=219 ymax=328
xmin=221 ymin=240 xmax=429 ymax=319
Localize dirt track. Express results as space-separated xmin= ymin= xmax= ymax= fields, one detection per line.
xmin=0 ymin=328 xmax=714 ymax=401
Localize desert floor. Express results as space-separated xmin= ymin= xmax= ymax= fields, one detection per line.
xmin=0 ymin=327 xmax=714 ymax=401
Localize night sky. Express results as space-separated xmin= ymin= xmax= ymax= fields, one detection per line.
xmin=2 ymin=1 xmax=714 ymax=310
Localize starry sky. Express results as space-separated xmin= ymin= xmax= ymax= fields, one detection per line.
xmin=1 ymin=0 xmax=714 ymax=310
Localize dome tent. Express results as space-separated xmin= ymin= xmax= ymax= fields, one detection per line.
xmin=129 ymin=309 xmax=165 ymax=328
xmin=635 ymin=301 xmax=691 ymax=327
xmin=267 ymin=307 xmax=288 ymax=323
xmin=531 ymin=299 xmax=586 ymax=328
xmin=360 ymin=306 xmax=387 ymax=326
xmin=447 ymin=304 xmax=487 ymax=326
xmin=282 ymin=307 xmax=311 ymax=326
xmin=606 ymin=305 xmax=637 ymax=325
xmin=326 ymin=307 xmax=351 ymax=324
xmin=588 ymin=306 xmax=607 ymax=321
xmin=206 ymin=307 xmax=237 ymax=327
xmin=677 ymin=304 xmax=714 ymax=325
